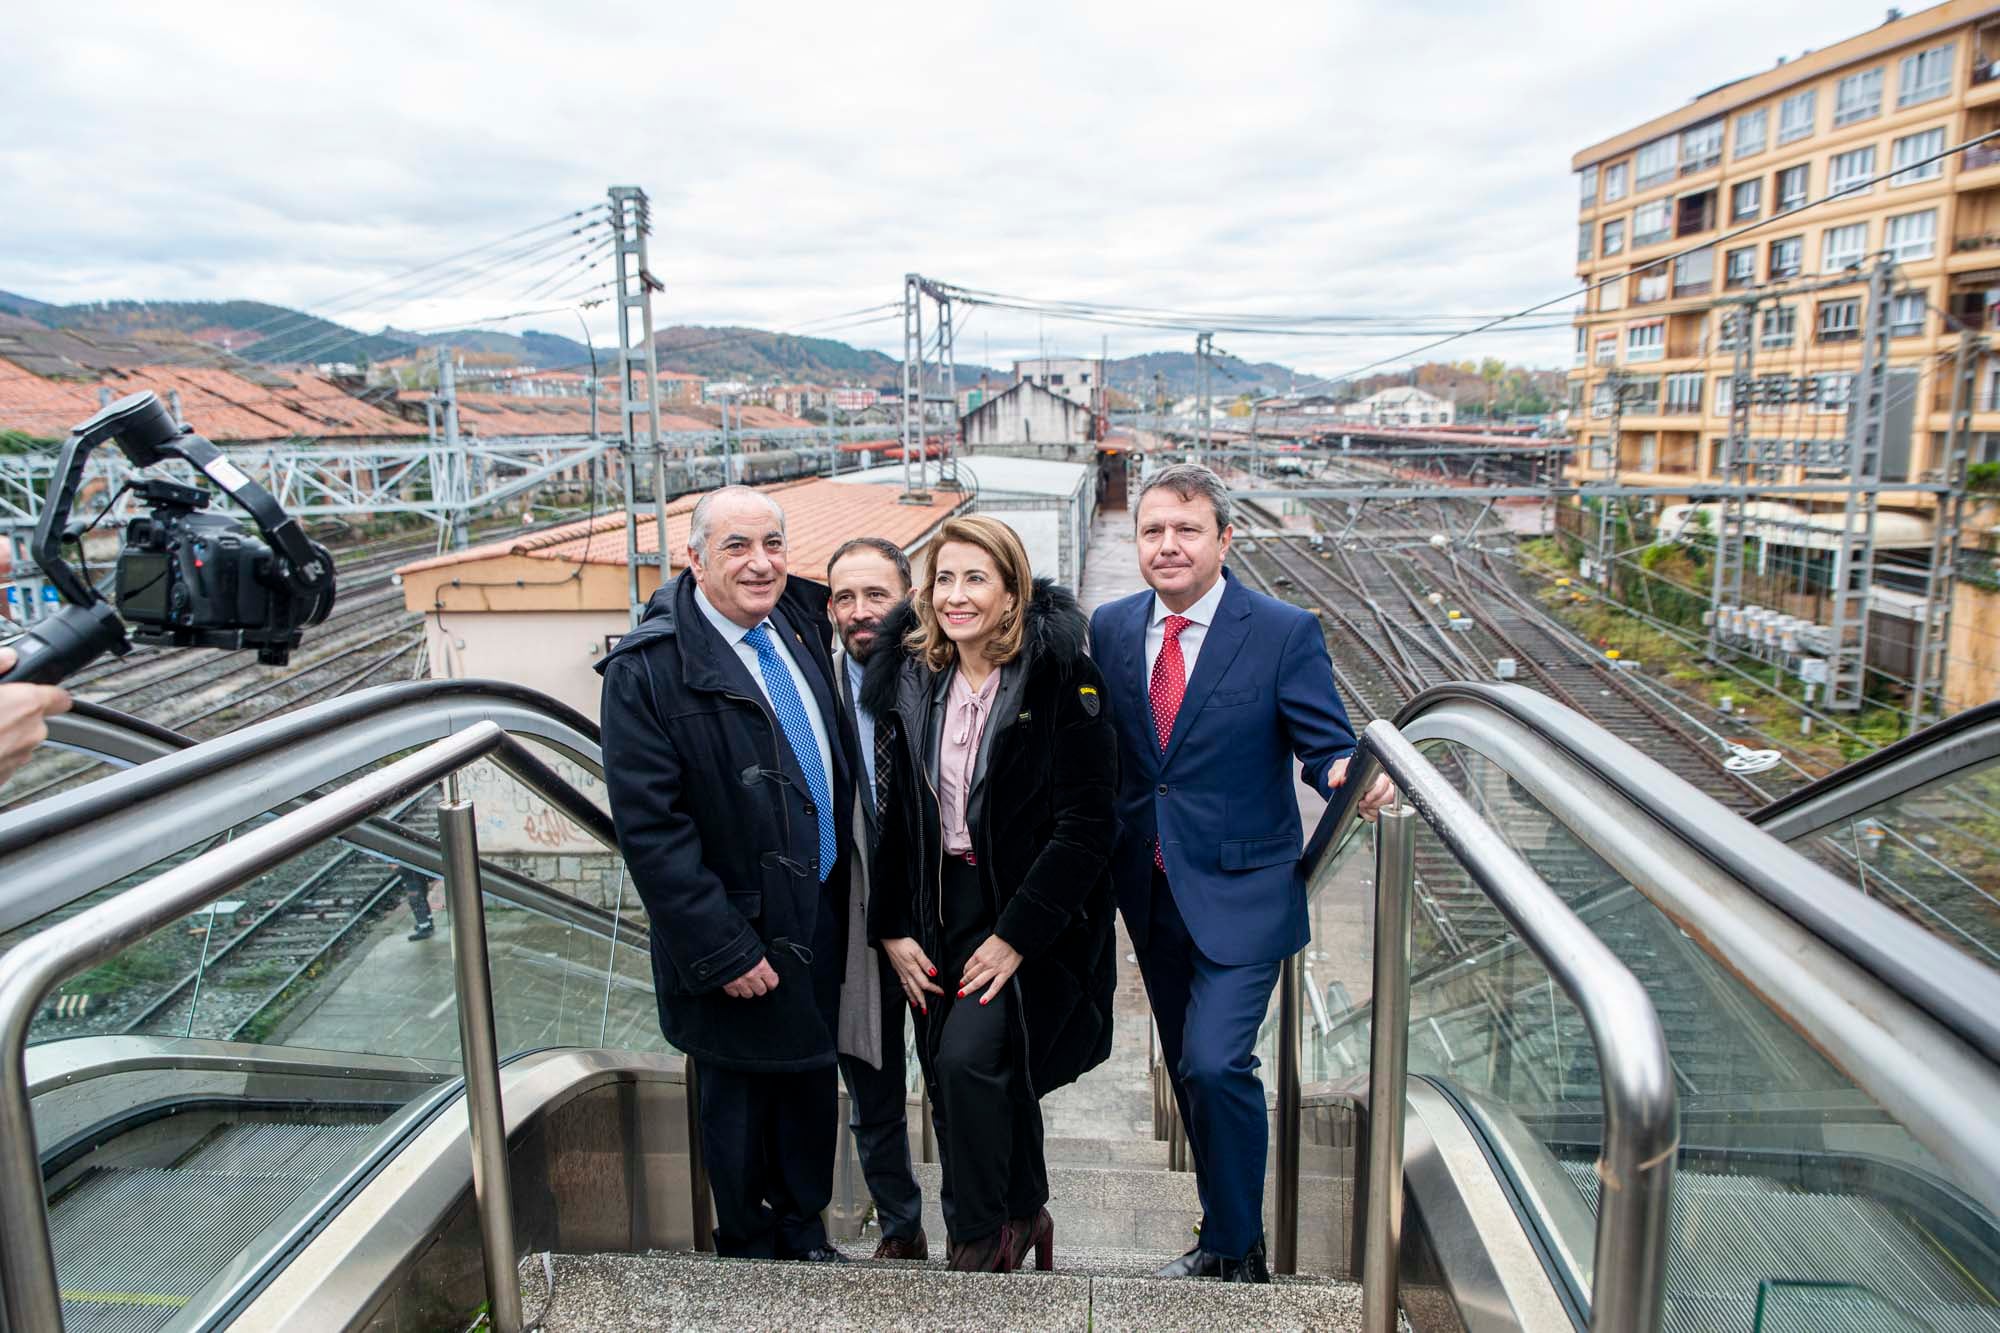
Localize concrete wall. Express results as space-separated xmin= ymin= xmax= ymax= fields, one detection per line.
xmin=424 ymin=609 xmax=624 ymax=722
xmin=1948 ymin=578 xmax=2000 ymax=714
xmin=964 ymin=385 xmax=1093 ymax=450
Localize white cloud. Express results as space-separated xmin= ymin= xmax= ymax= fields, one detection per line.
xmin=0 ymin=0 xmax=1902 ymax=378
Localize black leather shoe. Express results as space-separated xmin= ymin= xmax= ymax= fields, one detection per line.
xmin=1221 ymin=1241 xmax=1272 ymax=1284
xmin=1151 ymin=1245 xmax=1222 ymax=1279
xmin=798 ymin=1245 xmax=850 ymax=1263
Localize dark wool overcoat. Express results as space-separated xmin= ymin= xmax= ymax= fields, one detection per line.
xmin=861 ymin=579 xmax=1119 ymax=1095
xmin=596 ymin=569 xmax=857 ymax=1073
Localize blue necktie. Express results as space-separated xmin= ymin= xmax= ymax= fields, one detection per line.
xmin=744 ymin=623 xmax=837 ymax=882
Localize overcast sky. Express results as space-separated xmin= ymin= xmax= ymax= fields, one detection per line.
xmin=0 ymin=0 xmax=1912 ymax=381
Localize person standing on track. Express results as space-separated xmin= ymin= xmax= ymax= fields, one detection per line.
xmin=1089 ymin=463 xmax=1393 ymax=1283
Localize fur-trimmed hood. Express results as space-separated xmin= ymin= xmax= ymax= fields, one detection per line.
xmin=859 ymin=577 xmax=1088 ymax=719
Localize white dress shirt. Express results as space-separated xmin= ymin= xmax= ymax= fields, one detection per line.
xmin=694 ymin=585 xmax=836 ymax=790
xmin=1144 ymin=574 xmax=1228 ymax=684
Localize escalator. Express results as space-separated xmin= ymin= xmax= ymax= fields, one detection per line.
xmin=4 ymin=681 xmax=1999 ymax=1331
xmin=1287 ymin=684 xmax=2000 ymax=1332
xmin=0 ymin=684 xmax=671 ymax=1333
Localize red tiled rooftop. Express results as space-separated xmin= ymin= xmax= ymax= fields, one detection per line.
xmin=0 ymin=358 xmax=418 ymax=442
xmin=397 ymin=477 xmax=965 ymax=583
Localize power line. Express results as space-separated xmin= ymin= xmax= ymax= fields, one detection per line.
xmin=1289 ymin=125 xmax=2000 ymax=394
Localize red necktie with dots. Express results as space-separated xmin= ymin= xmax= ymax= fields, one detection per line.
xmin=1150 ymin=614 xmax=1192 ymax=870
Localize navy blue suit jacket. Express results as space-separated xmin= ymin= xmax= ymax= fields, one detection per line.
xmin=1090 ymin=569 xmax=1358 ymax=966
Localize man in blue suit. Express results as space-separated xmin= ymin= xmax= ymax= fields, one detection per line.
xmin=1090 ymin=463 xmax=1393 ymax=1282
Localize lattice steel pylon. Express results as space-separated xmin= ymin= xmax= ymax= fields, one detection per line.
xmin=1707 ymin=296 xmax=1758 ymax=647
xmin=899 ymin=275 xmax=960 ymax=501
xmin=1823 ymin=259 xmax=1896 ymax=711
xmin=610 ymin=185 xmax=669 ymax=627
xmin=1911 ymin=328 xmax=1985 ymax=726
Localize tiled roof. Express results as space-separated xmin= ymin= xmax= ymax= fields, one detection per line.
xmin=397 ymin=476 xmax=966 ymax=582
xmin=0 ymin=357 xmax=418 ymax=442
xmin=390 ymin=391 xmax=813 ymax=438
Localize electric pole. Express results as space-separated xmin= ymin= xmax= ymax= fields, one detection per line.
xmin=610 ymin=185 xmax=668 ymax=628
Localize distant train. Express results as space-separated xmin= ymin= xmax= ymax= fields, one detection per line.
xmin=565 ymin=439 xmax=946 ymax=497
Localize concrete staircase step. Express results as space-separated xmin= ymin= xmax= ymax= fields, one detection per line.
xmin=520 ymin=1250 xmax=1367 ymax=1332
xmin=911 ymin=1161 xmax=1201 ymax=1251
xmin=1042 ymin=1134 xmax=1171 ymax=1167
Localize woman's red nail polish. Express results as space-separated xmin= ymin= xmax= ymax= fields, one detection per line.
xmin=927 ymin=967 xmax=937 ymax=977
xmin=957 ymin=989 xmax=965 ymax=997
xmin=980 ymin=996 xmax=990 ymax=1005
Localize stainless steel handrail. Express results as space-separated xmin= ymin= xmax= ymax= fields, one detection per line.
xmin=0 ymin=721 xmax=701 ymax=1332
xmin=0 ymin=681 xmax=608 ymax=934
xmin=1326 ymin=720 xmax=1678 ymax=1333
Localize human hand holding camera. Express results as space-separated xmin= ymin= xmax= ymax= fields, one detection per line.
xmin=0 ymin=646 xmax=71 ymax=787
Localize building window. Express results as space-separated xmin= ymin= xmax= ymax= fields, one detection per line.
xmin=1718 ymin=311 xmax=1746 ymax=350
xmin=1822 ymin=222 xmax=1867 ymax=271
xmin=1633 ymin=199 xmax=1672 ymax=247
xmin=1665 ymin=372 xmax=1704 ymax=414
xmin=1776 ymin=164 xmax=1809 ymax=212
xmin=1829 ymin=146 xmax=1876 ymax=198
xmin=1575 ymin=327 xmax=1589 ymax=365
xmin=1626 ymin=377 xmax=1661 ymax=412
xmin=1735 ymin=107 xmax=1768 ymax=158
xmin=1579 ymin=165 xmax=1599 ymax=207
xmin=1603 ymin=161 xmax=1628 ymax=202
xmin=1578 ymin=221 xmax=1593 ymax=262
xmin=1674 ymin=247 xmax=1714 ymax=296
xmin=1818 ymin=298 xmax=1862 ymax=342
xmin=1731 ymin=179 xmax=1762 ymax=220
xmin=1833 ymin=67 xmax=1884 ymax=126
xmin=1762 ymin=305 xmax=1799 ymax=347
xmin=1714 ymin=375 xmax=1735 ymax=413
xmin=1050 ymin=374 xmax=1065 ymax=384
xmin=1891 ymin=128 xmax=1947 ymax=186
xmin=1889 ymin=291 xmax=1926 ymax=337
xmin=1599 ymin=280 xmax=1625 ymax=311
xmin=1725 ymin=246 xmax=1757 ymax=289
xmin=1635 ymin=136 xmax=1678 ymax=190
xmin=1602 ymin=218 xmax=1626 ymax=256
xmin=1637 ymin=432 xmax=1659 ymax=472
xmin=1769 ymin=235 xmax=1803 ymax=278
xmin=1681 ymin=119 xmax=1723 ymax=174
xmin=1779 ymin=89 xmax=1817 ymax=144
xmin=1886 ymin=208 xmax=1937 ymax=261
xmin=1899 ymin=43 xmax=1954 ymax=107
xmin=1626 ymin=322 xmax=1665 ymax=362
xmin=1812 ymin=372 xmax=1856 ymax=413
xmin=1588 ymin=435 xmax=1611 ymax=468
xmin=1676 ymin=189 xmax=1716 ymax=235
xmin=1634 ymin=263 xmax=1669 ymax=304
xmin=1592 ymin=383 xmax=1616 ymax=417
xmin=1595 ymin=334 xmax=1618 ymax=366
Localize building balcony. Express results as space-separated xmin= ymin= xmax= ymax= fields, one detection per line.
xmin=1967 ymin=144 xmax=2000 ymax=173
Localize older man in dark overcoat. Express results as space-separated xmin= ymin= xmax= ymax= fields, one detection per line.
xmin=597 ymin=484 xmax=859 ymax=1262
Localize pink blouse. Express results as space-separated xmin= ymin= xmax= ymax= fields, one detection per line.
xmin=938 ymin=667 xmax=1001 ymax=854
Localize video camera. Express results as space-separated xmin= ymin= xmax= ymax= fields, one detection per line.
xmin=0 ymin=392 xmax=334 ymax=686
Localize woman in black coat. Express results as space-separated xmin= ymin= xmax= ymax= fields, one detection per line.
xmin=862 ymin=514 xmax=1118 ymax=1273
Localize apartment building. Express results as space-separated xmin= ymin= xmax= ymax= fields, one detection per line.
xmin=1014 ymin=357 xmax=1106 ymax=409
xmin=1568 ymin=0 xmax=2000 ymax=515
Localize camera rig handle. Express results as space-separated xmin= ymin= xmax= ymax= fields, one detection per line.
xmin=1 ymin=392 xmax=330 ymax=686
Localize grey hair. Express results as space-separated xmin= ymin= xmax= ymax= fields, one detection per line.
xmin=689 ymin=485 xmax=787 ymax=554
xmin=1137 ymin=463 xmax=1233 ymax=533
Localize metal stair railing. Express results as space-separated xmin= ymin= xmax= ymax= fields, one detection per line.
xmin=0 ymin=721 xmax=708 ymax=1333
xmin=1284 ymin=719 xmax=1677 ymax=1333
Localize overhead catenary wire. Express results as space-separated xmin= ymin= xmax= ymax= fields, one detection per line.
xmin=1286 ymin=125 xmax=2000 ymax=395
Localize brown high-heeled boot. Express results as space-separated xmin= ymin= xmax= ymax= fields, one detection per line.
xmin=946 ymin=1226 xmax=1012 ymax=1272
xmin=1004 ymin=1207 xmax=1055 ymax=1272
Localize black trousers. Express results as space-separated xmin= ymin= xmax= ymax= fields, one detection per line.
xmin=923 ymin=855 xmax=1048 ymax=1245
xmin=695 ymin=871 xmax=846 ymax=1258
xmin=836 ymin=951 xmax=923 ymax=1241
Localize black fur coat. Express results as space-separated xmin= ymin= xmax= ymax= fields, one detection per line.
xmin=861 ymin=579 xmax=1119 ymax=1095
